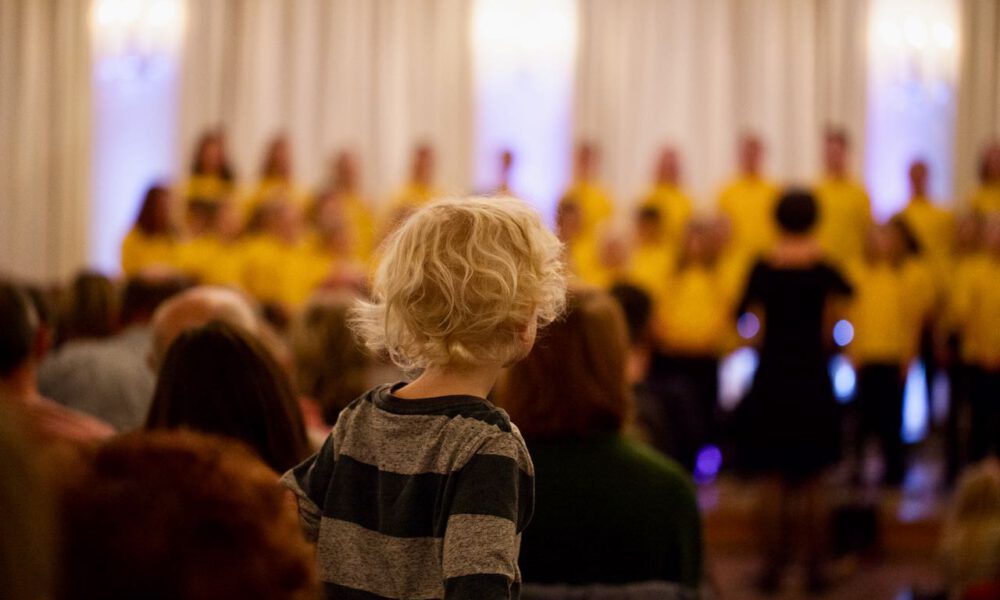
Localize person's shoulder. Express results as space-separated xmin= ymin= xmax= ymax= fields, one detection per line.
xmin=615 ymin=436 xmax=696 ymax=495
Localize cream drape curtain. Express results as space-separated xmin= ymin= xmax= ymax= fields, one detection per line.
xmin=954 ymin=0 xmax=1000 ymax=205
xmin=0 ymin=0 xmax=91 ymax=283
xmin=179 ymin=0 xmax=473 ymax=203
xmin=574 ymin=0 xmax=868 ymax=210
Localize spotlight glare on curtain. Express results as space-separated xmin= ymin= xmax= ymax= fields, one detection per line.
xmin=864 ymin=0 xmax=959 ymax=222
xmin=90 ymin=0 xmax=186 ymax=82
xmin=471 ymin=0 xmax=578 ymax=222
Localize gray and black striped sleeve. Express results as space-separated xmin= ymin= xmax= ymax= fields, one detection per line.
xmin=442 ymin=429 xmax=534 ymax=600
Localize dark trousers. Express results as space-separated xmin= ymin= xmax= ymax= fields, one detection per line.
xmin=856 ymin=364 xmax=906 ymax=484
xmin=945 ymin=361 xmax=974 ymax=483
xmin=970 ymin=368 xmax=1000 ymax=462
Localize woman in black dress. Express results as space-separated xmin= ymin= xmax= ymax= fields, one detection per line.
xmin=735 ymin=190 xmax=853 ymax=593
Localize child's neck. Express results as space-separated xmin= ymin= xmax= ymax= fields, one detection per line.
xmin=395 ymin=364 xmax=503 ymax=401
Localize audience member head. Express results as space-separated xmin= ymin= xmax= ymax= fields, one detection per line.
xmin=190 ymin=129 xmax=233 ymax=181
xmin=353 ymin=196 xmax=566 ymax=371
xmin=57 ymin=272 xmax=117 ymax=345
xmin=411 ymin=142 xmax=435 ymax=186
xmin=0 ymin=281 xmax=40 ymax=387
xmin=291 ymin=292 xmax=370 ymax=425
xmin=635 ymin=205 xmax=664 ymax=245
xmin=58 ymin=430 xmax=316 ymax=600
xmin=980 ymin=141 xmax=1000 ymax=185
xmin=823 ymin=126 xmax=850 ymax=178
xmin=261 ymin=135 xmax=292 ymax=180
xmin=331 ymin=150 xmax=359 ymax=193
xmin=574 ymin=141 xmax=599 ymax=181
xmin=120 ymin=276 xmax=188 ymax=329
xmin=654 ymin=146 xmax=681 ymax=185
xmin=149 ymin=286 xmax=259 ymax=371
xmin=909 ymin=159 xmax=930 ymax=198
xmin=774 ymin=189 xmax=818 ymax=236
xmin=609 ymin=283 xmax=654 ymax=347
xmin=146 ymin=321 xmax=309 ymax=472
xmin=0 ymin=403 xmax=55 ymax=600
xmin=133 ymin=185 xmax=175 ymax=237
xmin=555 ymin=198 xmax=583 ymax=243
xmin=738 ymin=133 xmax=765 ymax=177
xmin=497 ymin=288 xmax=630 ymax=440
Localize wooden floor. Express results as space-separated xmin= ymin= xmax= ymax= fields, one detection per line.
xmin=701 ymin=445 xmax=950 ymax=599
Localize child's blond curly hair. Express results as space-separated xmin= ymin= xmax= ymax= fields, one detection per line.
xmin=352 ymin=196 xmax=566 ymax=370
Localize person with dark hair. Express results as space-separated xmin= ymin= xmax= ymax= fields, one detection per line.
xmin=121 ymin=184 xmax=181 ymax=276
xmin=381 ymin=143 xmax=443 ymax=237
xmin=54 ymin=272 xmax=117 ymax=347
xmin=290 ymin=292 xmax=371 ymax=426
xmin=845 ymin=221 xmax=933 ymax=485
xmin=181 ymin=129 xmax=235 ymax=207
xmin=245 ymin=134 xmax=308 ymax=219
xmin=625 ymin=205 xmax=673 ymax=302
xmin=560 ymin=141 xmax=614 ymax=252
xmin=496 ymin=289 xmax=703 ymax=592
xmin=949 ymin=216 xmax=1000 ymax=463
xmin=557 ymin=197 xmax=609 ymax=288
xmin=735 ymin=189 xmax=853 ymax=592
xmin=318 ymin=150 xmax=375 ymax=261
xmin=146 ymin=320 xmax=310 ymax=472
xmin=39 ymin=277 xmax=188 ymax=431
xmin=654 ymin=220 xmax=732 ymax=469
xmin=971 ymin=141 xmax=1000 ymax=215
xmin=718 ymin=133 xmax=781 ymax=264
xmin=0 ymin=281 xmax=112 ymax=445
xmin=896 ymin=160 xmax=955 ymax=428
xmin=815 ymin=127 xmax=872 ymax=266
xmin=639 ymin=147 xmax=694 ymax=245
xmin=58 ymin=430 xmax=317 ymax=600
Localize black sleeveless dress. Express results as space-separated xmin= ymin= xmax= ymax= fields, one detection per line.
xmin=735 ymin=259 xmax=854 ymax=479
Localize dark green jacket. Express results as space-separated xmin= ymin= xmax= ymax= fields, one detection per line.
xmin=520 ymin=433 xmax=703 ymax=589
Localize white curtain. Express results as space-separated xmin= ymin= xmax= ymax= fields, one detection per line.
xmin=0 ymin=0 xmax=91 ymax=283
xmin=954 ymin=0 xmax=1000 ymax=205
xmin=179 ymin=0 xmax=473 ymax=203
xmin=574 ymin=0 xmax=869 ymax=210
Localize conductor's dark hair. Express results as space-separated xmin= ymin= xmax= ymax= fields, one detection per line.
xmin=775 ymin=189 xmax=818 ymax=234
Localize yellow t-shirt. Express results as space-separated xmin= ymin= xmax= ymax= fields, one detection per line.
xmin=948 ymin=254 xmax=1000 ymax=367
xmin=971 ymin=183 xmax=1000 ymax=215
xmin=717 ymin=176 xmax=780 ymax=261
xmin=846 ymin=259 xmax=933 ymax=364
xmin=565 ymin=238 xmax=611 ymax=289
xmin=243 ymin=178 xmax=309 ymax=220
xmin=639 ymin=184 xmax=694 ymax=244
xmin=239 ymin=235 xmax=309 ymax=308
xmin=120 ymin=229 xmax=179 ymax=276
xmin=626 ymin=241 xmax=674 ymax=302
xmin=655 ymin=264 xmax=730 ymax=357
xmin=815 ymin=177 xmax=871 ymax=266
xmin=563 ymin=180 xmax=614 ymax=242
xmin=897 ymin=198 xmax=954 ymax=301
xmin=176 ymin=236 xmax=244 ymax=287
xmin=181 ymin=175 xmax=234 ymax=204
xmin=339 ymin=193 xmax=375 ymax=262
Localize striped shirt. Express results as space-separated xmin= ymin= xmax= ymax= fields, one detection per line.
xmin=282 ymin=383 xmax=534 ymax=600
